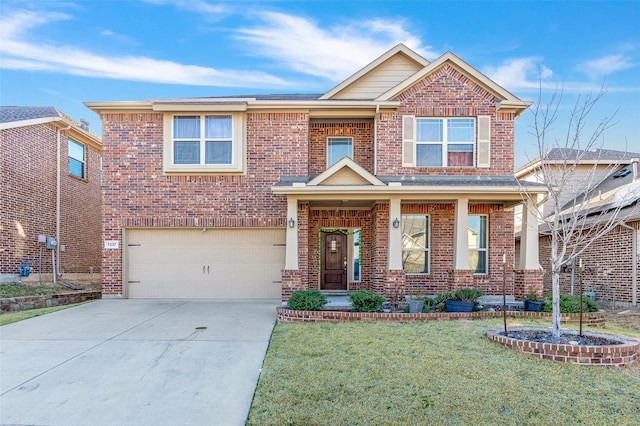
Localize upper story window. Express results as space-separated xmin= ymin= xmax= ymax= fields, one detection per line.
xmin=68 ymin=138 xmax=85 ymax=179
xmin=327 ymin=137 xmax=353 ymax=167
xmin=468 ymin=215 xmax=487 ymax=274
xmin=403 ymin=115 xmax=491 ymax=168
xmin=163 ymin=113 xmax=244 ymax=173
xmin=401 ymin=215 xmax=429 ymax=274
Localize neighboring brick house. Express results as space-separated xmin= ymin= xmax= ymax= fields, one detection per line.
xmin=86 ymin=44 xmax=547 ymax=301
xmin=515 ymin=149 xmax=640 ymax=306
xmin=0 ymin=106 xmax=103 ymax=283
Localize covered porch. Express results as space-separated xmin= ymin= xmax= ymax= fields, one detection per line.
xmin=272 ymin=158 xmax=546 ymax=302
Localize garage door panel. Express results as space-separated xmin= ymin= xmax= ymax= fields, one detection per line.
xmin=126 ymin=229 xmax=285 ymax=298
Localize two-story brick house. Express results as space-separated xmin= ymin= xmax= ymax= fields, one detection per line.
xmin=86 ymin=44 xmax=546 ymax=301
xmin=0 ymin=106 xmax=102 ymax=283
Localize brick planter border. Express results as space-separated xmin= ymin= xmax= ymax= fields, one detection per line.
xmin=0 ymin=291 xmax=102 ymax=313
xmin=276 ymin=308 xmax=605 ymax=327
xmin=487 ymin=326 xmax=639 ymax=367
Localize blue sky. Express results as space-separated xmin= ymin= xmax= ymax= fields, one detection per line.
xmin=1 ymin=0 xmax=638 ymax=168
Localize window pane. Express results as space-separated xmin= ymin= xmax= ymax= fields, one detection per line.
xmin=416 ymin=119 xmax=442 ymax=141
xmin=469 ymin=250 xmax=487 ymax=274
xmin=174 ymin=116 xmax=200 ymax=138
xmin=327 ymin=137 xmax=352 ymax=166
xmin=205 ymin=116 xmax=232 ymax=139
xmin=353 ymin=230 xmax=360 ymax=281
xmin=402 ymin=216 xmax=427 ymax=249
xmin=468 ymin=215 xmax=487 ymax=249
xmin=205 ymin=141 xmax=232 ymax=164
xmin=448 ymin=144 xmax=474 ymax=166
xmin=447 ymin=119 xmax=474 ymax=142
xmin=416 ymin=144 xmax=442 ymax=167
xmin=174 ymin=141 xmax=200 ymax=164
xmin=403 ymin=251 xmax=428 ymax=273
xmin=68 ymin=158 xmax=84 ymax=178
xmin=68 ymin=139 xmax=84 ymax=160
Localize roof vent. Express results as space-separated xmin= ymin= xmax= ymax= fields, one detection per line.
xmin=80 ymin=119 xmax=90 ymax=131
xmin=613 ymin=168 xmax=631 ymax=179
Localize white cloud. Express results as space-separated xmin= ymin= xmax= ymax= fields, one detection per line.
xmin=0 ymin=7 xmax=291 ymax=88
xmin=483 ymin=57 xmax=554 ymax=91
xmin=235 ymin=11 xmax=436 ymax=81
xmin=579 ymin=54 xmax=635 ymax=77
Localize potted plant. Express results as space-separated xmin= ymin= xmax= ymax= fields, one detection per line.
xmin=523 ymin=293 xmax=545 ymax=312
xmin=445 ymin=288 xmax=484 ymax=312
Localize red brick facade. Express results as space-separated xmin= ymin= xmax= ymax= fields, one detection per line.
xmin=1 ymin=122 xmax=101 ymax=281
xmin=93 ymin=47 xmax=542 ymax=300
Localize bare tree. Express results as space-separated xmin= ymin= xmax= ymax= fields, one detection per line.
xmin=520 ymin=85 xmax=639 ymax=339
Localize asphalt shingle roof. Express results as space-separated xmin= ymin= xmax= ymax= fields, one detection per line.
xmin=0 ymin=106 xmax=61 ymax=124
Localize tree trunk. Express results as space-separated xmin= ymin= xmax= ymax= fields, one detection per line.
xmin=551 ymin=238 xmax=561 ymax=339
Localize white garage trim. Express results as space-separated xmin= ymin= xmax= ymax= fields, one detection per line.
xmin=125 ymin=228 xmax=285 ymax=298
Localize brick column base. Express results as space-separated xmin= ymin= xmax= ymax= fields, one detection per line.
xmin=514 ymin=269 xmax=545 ymax=300
xmin=448 ymin=270 xmax=474 ymax=290
xmin=281 ymin=269 xmax=303 ymax=302
xmin=384 ymin=269 xmax=406 ymax=302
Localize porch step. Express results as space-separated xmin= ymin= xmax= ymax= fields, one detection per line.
xmin=323 ymin=295 xmax=351 ymax=309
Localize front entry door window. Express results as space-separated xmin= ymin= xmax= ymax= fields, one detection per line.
xmin=321 ymin=231 xmax=348 ymax=290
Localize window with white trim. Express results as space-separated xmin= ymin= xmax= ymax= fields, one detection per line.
xmin=163 ymin=113 xmax=244 ymax=173
xmin=327 ymin=137 xmax=353 ymax=167
xmin=402 ymin=215 xmax=429 ymax=274
xmin=403 ymin=116 xmax=491 ymax=168
xmin=468 ymin=215 xmax=487 ymax=274
xmin=68 ymin=138 xmax=85 ymax=178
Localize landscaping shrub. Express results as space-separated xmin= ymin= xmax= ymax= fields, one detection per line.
xmin=428 ymin=288 xmax=485 ymax=312
xmin=542 ymin=294 xmax=598 ymax=313
xmin=287 ymin=290 xmax=328 ymax=311
xmin=348 ymin=290 xmax=385 ymax=312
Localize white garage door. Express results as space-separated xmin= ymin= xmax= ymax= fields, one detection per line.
xmin=126 ymin=228 xmax=285 ymax=298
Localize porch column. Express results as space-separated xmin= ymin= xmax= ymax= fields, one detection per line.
xmin=519 ymin=200 xmax=541 ymax=270
xmin=453 ymin=198 xmax=470 ymax=270
xmin=388 ymin=197 xmax=403 ymax=270
xmin=285 ymin=197 xmax=299 ymax=270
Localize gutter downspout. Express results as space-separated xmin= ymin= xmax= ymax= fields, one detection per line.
xmin=56 ymin=122 xmax=71 ymax=283
xmin=620 ymin=223 xmax=638 ymax=306
xmin=374 ymin=104 xmax=379 ymax=176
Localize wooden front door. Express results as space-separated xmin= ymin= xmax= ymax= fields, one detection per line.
xmin=321 ymin=231 xmax=348 ymax=291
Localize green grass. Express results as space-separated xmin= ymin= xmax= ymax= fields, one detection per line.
xmin=0 ymin=303 xmax=89 ymax=326
xmin=248 ymin=318 xmax=640 ymax=425
xmin=0 ymin=283 xmax=72 ymax=298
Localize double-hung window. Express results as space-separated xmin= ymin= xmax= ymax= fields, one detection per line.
xmin=468 ymin=215 xmax=487 ymax=274
xmin=68 ymin=138 xmax=85 ymax=179
xmin=401 ymin=215 xmax=429 ymax=274
xmin=327 ymin=137 xmax=353 ymax=167
xmin=163 ymin=113 xmax=244 ymax=173
xmin=415 ymin=118 xmax=475 ymax=167
xmin=402 ymin=115 xmax=491 ymax=168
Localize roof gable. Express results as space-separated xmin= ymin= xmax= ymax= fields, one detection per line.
xmin=375 ymin=51 xmax=530 ymax=114
xmin=307 ymin=157 xmax=385 ymax=186
xmin=320 ymin=44 xmax=429 ymax=100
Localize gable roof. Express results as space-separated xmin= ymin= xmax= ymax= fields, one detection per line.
xmin=0 ymin=106 xmax=102 ymax=148
xmin=374 ymin=51 xmax=530 ymax=115
xmin=515 ymin=148 xmax=640 ymax=178
xmin=320 ymin=44 xmax=430 ymax=100
xmin=307 ymin=157 xmax=385 ymax=186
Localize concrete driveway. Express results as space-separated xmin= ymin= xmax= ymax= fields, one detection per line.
xmin=0 ymin=299 xmax=278 ymax=426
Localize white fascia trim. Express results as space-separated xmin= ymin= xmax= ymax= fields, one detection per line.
xmin=0 ymin=116 xmax=60 ymax=130
xmin=272 ymin=184 xmax=548 ymax=196
xmin=307 ymin=157 xmax=385 ymax=186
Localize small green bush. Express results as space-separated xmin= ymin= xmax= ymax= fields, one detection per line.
xmin=287 ymin=290 xmax=328 ymax=311
xmin=542 ymin=294 xmax=598 ymax=313
xmin=349 ymin=290 xmax=385 ymax=312
xmin=427 ymin=288 xmax=485 ymax=312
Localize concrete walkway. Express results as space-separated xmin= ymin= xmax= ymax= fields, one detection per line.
xmin=0 ymin=299 xmax=279 ymax=426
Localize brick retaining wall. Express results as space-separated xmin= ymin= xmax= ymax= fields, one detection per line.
xmin=277 ymin=308 xmax=605 ymax=326
xmin=0 ymin=291 xmax=102 ymax=313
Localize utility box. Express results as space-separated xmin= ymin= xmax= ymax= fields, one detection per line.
xmin=46 ymin=237 xmax=57 ymax=250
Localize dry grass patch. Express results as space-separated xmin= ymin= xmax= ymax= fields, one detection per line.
xmin=248 ymin=319 xmax=640 ymax=425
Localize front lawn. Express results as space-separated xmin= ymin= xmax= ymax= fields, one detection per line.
xmin=0 ymin=283 xmax=72 ymax=298
xmin=0 ymin=302 xmax=89 ymax=326
xmin=248 ymin=318 xmax=640 ymax=425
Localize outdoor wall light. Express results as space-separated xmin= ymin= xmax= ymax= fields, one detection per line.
xmin=288 ymin=217 xmax=295 ymax=228
xmin=392 ymin=218 xmax=400 ymax=228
